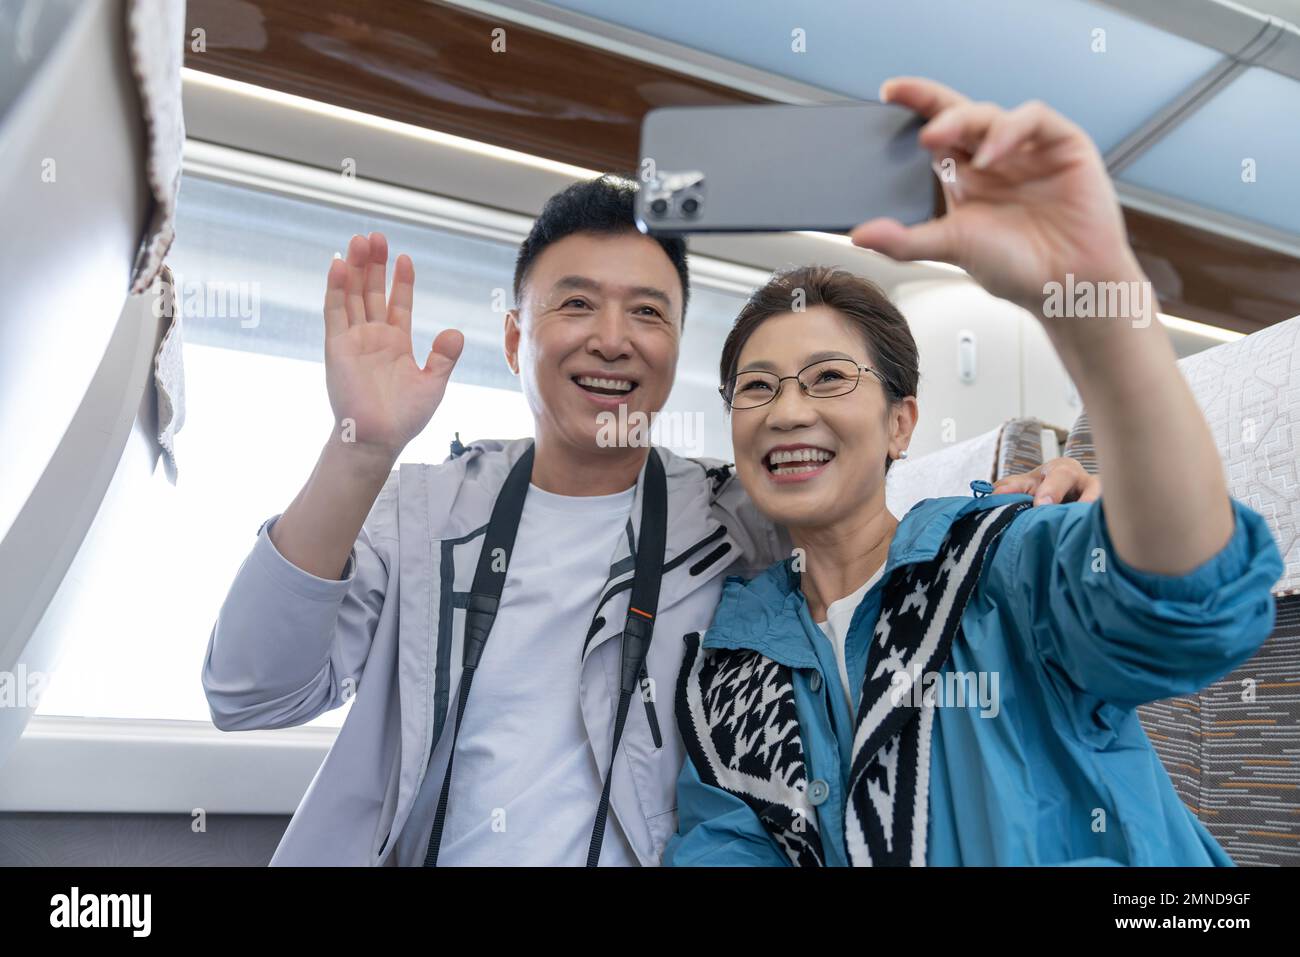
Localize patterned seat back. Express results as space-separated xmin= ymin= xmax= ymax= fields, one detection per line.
xmin=1063 ymin=316 xmax=1300 ymax=865
xmin=885 ymin=417 xmax=1048 ymax=520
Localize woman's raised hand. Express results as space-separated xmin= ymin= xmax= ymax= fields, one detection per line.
xmin=850 ymin=77 xmax=1145 ymax=315
xmin=322 ymin=232 xmax=464 ymax=458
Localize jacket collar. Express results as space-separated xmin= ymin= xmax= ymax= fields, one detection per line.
xmin=579 ymin=443 xmax=746 ymax=663
xmin=701 ymin=494 xmax=1022 ymax=665
xmin=437 ymin=438 xmax=745 ymax=658
xmin=447 ymin=438 xmax=733 ymax=565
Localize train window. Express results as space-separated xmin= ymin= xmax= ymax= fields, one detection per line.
xmin=32 ymin=168 xmax=750 ymax=726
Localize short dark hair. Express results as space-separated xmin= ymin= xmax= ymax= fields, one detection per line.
xmin=513 ymin=174 xmax=690 ymax=321
xmin=719 ymin=265 xmax=920 ymax=470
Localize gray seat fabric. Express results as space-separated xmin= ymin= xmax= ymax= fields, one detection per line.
xmin=996 ymin=417 xmax=1051 ymax=480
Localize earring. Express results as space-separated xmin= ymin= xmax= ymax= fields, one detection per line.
xmin=898 ymin=449 xmax=909 ymax=460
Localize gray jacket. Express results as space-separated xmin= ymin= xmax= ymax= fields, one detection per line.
xmin=201 ymin=438 xmax=788 ymax=865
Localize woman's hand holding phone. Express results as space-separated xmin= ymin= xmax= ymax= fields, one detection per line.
xmin=849 ymin=76 xmax=1144 ymax=316
xmin=852 ymin=76 xmax=1233 ymax=577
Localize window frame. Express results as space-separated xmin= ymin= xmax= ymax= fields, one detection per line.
xmin=6 ymin=74 xmax=783 ymax=816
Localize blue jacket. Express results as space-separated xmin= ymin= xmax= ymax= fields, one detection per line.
xmin=664 ymin=493 xmax=1283 ymax=866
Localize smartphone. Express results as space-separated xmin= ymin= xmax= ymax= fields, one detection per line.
xmin=634 ymin=101 xmax=938 ymax=236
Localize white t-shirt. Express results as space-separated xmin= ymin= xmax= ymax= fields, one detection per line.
xmin=431 ymin=481 xmax=639 ymax=866
xmin=815 ymin=564 xmax=887 ymax=712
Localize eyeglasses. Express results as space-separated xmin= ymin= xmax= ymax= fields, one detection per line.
xmin=719 ymin=358 xmax=889 ymax=410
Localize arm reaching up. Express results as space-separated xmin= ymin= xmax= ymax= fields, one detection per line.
xmin=852 ymin=78 xmax=1231 ymax=575
xmin=204 ymin=231 xmax=462 ymax=729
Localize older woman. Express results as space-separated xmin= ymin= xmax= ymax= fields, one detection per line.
xmin=664 ymin=78 xmax=1283 ymax=866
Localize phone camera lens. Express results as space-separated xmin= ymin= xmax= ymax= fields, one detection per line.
xmin=650 ymin=198 xmax=668 ymax=217
xmin=680 ymin=196 xmax=700 ymax=217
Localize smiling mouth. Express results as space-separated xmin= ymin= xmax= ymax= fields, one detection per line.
xmin=765 ymin=447 xmax=835 ymax=475
xmin=573 ymin=375 xmax=638 ymax=396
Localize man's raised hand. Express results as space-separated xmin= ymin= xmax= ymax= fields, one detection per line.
xmin=322 ymin=231 xmax=464 ymax=458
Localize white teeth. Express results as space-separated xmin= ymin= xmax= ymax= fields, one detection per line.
xmin=767 ymin=447 xmax=834 ymax=466
xmin=576 ymin=375 xmax=634 ymax=392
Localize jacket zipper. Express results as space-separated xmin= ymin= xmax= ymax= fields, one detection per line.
xmin=639 ymin=663 xmax=663 ymax=748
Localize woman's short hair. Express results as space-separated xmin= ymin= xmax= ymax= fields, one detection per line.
xmin=719 ymin=264 xmax=920 ymax=407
